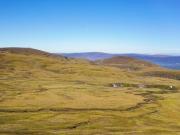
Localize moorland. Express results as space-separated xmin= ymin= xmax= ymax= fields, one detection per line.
xmin=0 ymin=48 xmax=180 ymax=135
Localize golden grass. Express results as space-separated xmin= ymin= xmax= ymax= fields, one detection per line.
xmin=0 ymin=50 xmax=180 ymax=135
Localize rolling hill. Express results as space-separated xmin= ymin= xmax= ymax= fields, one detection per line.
xmin=0 ymin=48 xmax=180 ymax=135
xmin=95 ymin=56 xmax=159 ymax=71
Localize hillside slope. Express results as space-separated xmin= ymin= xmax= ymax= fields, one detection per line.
xmin=0 ymin=47 xmax=54 ymax=56
xmin=0 ymin=48 xmax=180 ymax=135
xmin=96 ymin=56 xmax=159 ymax=71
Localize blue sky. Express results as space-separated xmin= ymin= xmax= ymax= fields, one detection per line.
xmin=0 ymin=0 xmax=180 ymax=54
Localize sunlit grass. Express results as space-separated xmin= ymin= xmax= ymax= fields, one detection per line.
xmin=0 ymin=51 xmax=180 ymax=134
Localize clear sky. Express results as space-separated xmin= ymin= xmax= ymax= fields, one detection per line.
xmin=0 ymin=0 xmax=180 ymax=54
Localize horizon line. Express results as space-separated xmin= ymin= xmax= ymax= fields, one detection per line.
xmin=1 ymin=47 xmax=180 ymax=56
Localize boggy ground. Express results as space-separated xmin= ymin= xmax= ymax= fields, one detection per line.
xmin=0 ymin=48 xmax=180 ymax=135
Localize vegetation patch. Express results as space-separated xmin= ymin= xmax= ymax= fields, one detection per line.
xmin=143 ymin=70 xmax=180 ymax=80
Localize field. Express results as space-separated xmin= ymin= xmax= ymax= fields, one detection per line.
xmin=0 ymin=48 xmax=180 ymax=135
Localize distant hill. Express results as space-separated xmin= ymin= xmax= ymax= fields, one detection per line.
xmin=61 ymin=52 xmax=114 ymax=61
xmin=61 ymin=52 xmax=180 ymax=70
xmin=125 ymin=54 xmax=180 ymax=70
xmin=96 ymin=56 xmax=159 ymax=71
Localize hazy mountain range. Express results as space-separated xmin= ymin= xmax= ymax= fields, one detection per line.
xmin=61 ymin=52 xmax=180 ymax=70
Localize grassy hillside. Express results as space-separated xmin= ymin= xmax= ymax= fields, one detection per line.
xmin=143 ymin=70 xmax=180 ymax=80
xmin=0 ymin=48 xmax=180 ymax=135
xmin=95 ymin=56 xmax=160 ymax=71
